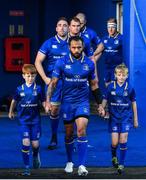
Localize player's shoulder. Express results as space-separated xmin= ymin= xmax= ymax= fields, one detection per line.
xmin=17 ymin=84 xmax=24 ymax=91
xmin=86 ymin=26 xmax=96 ymax=34
xmin=107 ymin=81 xmax=115 ymax=90
xmin=84 ymin=56 xmax=94 ymax=66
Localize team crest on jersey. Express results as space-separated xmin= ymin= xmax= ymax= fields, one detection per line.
xmin=104 ymin=39 xmax=108 ymax=43
xmin=63 ymin=113 xmax=67 ymax=118
xmin=23 ymin=132 xmax=29 ymax=137
xmin=111 ymin=91 xmax=116 ymax=95
xmin=52 ymin=45 xmax=57 ymax=48
xmin=32 ymin=90 xmax=37 ymax=96
xmin=123 ymin=91 xmax=128 ymax=96
xmin=112 ymin=126 xmax=118 ymax=131
xmin=83 ymin=64 xmax=89 ymax=71
xmin=125 ymin=125 xmax=130 ymax=131
xmin=114 ymin=40 xmax=119 ymax=45
xmin=65 ymin=65 xmax=71 ymax=69
xmin=20 ymin=92 xmax=25 ymax=96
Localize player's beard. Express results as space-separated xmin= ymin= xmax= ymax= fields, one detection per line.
xmin=71 ymin=51 xmax=83 ymax=59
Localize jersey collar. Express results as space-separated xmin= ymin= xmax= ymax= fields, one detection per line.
xmin=55 ymin=35 xmax=69 ymax=43
xmin=114 ymin=81 xmax=128 ymax=90
xmin=22 ymin=83 xmax=36 ymax=90
xmin=69 ymin=53 xmax=85 ymax=63
xmin=108 ymin=32 xmax=120 ymax=39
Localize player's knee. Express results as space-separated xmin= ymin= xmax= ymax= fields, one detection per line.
xmin=31 ymin=140 xmax=39 ymax=148
xmin=77 ymin=128 xmax=86 ymax=137
xmin=50 ymin=106 xmax=59 ymax=116
xmin=22 ymin=138 xmax=30 ymax=146
xmin=65 ymin=134 xmax=74 ymax=143
xmin=119 ymin=135 xmax=128 ymax=143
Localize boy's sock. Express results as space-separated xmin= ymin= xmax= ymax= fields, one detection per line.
xmin=119 ymin=142 xmax=127 ymax=166
xmin=22 ymin=145 xmax=30 ymax=168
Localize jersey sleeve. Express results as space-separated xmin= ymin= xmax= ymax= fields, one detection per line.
xmin=39 ymin=39 xmax=51 ymax=55
xmin=88 ymin=61 xmax=96 ymax=80
xmin=13 ymin=88 xmax=20 ymax=101
xmin=129 ymin=88 xmax=136 ymax=102
xmin=52 ymin=58 xmax=64 ymax=78
xmin=91 ymin=30 xmax=101 ymax=46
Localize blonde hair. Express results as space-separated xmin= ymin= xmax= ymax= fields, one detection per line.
xmin=115 ymin=63 xmax=128 ymax=75
xmin=22 ymin=64 xmax=37 ymax=74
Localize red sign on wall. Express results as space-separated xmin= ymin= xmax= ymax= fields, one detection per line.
xmin=5 ymin=37 xmax=30 ymax=71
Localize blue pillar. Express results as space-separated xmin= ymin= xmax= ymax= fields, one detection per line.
xmin=123 ymin=0 xmax=146 ymax=125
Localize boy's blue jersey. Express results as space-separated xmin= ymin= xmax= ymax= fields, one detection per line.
xmin=39 ymin=35 xmax=69 ymax=77
xmin=101 ymin=33 xmax=123 ymax=69
xmin=52 ymin=54 xmax=95 ymax=103
xmin=13 ymin=83 xmax=45 ymax=125
xmin=103 ymin=81 xmax=136 ymax=123
xmin=81 ymin=26 xmax=101 ymax=49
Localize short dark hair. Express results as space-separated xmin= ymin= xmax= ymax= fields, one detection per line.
xmin=68 ymin=36 xmax=84 ymax=46
xmin=57 ymin=16 xmax=68 ymax=24
xmin=69 ymin=16 xmax=81 ymax=25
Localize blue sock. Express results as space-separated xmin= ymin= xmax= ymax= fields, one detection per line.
xmin=65 ymin=137 xmax=74 ymax=162
xmin=50 ymin=114 xmax=59 ymax=135
xmin=32 ymin=146 xmax=39 ymax=158
xmin=119 ymin=143 xmax=127 ymax=166
xmin=22 ymin=145 xmax=30 ymax=168
xmin=77 ymin=136 xmax=88 ymax=166
xmin=111 ymin=145 xmax=118 ymax=157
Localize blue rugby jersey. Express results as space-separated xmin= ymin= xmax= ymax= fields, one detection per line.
xmin=103 ymin=81 xmax=136 ymax=123
xmin=52 ymin=54 xmax=96 ymax=103
xmin=13 ymin=83 xmax=45 ymax=125
xmin=101 ymin=33 xmax=123 ymax=69
xmin=39 ymin=35 xmax=69 ymax=77
xmin=81 ymin=26 xmax=101 ymax=50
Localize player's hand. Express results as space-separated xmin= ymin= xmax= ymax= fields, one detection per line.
xmin=44 ymin=77 xmax=51 ymax=86
xmin=89 ymin=55 xmax=95 ymax=62
xmin=8 ymin=112 xmax=15 ymax=119
xmin=134 ymin=120 xmax=138 ymax=128
xmin=97 ymin=105 xmax=105 ymax=117
xmin=45 ymin=101 xmax=52 ymax=114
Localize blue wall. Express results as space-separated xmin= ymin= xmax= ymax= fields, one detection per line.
xmin=123 ymin=0 xmax=146 ymax=125
xmin=0 ymin=0 xmax=116 ymax=99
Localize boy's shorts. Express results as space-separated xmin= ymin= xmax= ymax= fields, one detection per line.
xmin=109 ymin=121 xmax=131 ymax=133
xmin=20 ymin=123 xmax=41 ymax=141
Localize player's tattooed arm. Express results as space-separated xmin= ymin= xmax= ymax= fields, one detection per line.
xmin=46 ymin=78 xmax=59 ymax=102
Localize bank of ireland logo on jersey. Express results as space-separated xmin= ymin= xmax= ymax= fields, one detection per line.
xmin=83 ymin=64 xmax=89 ymax=71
